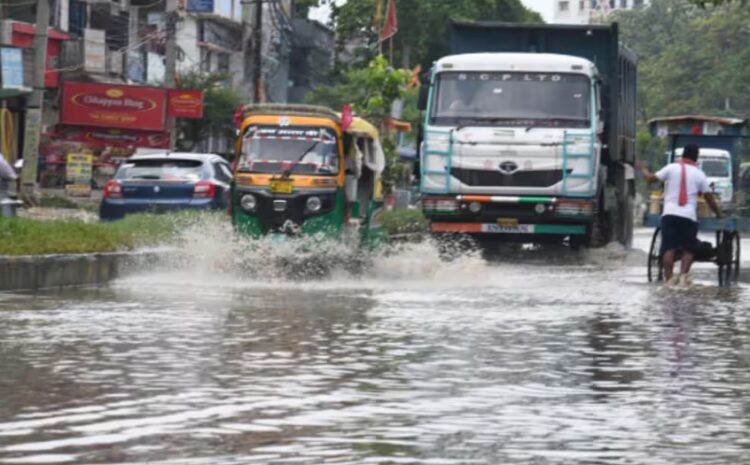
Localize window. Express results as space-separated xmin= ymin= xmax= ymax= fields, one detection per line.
xmin=579 ymin=0 xmax=585 ymax=11
xmin=559 ymin=0 xmax=570 ymax=11
xmin=217 ymin=53 xmax=230 ymax=74
xmin=633 ymin=0 xmax=644 ymax=7
xmin=213 ymin=162 xmax=233 ymax=183
xmin=200 ymin=49 xmax=212 ymax=73
xmin=620 ymin=0 xmax=628 ymax=8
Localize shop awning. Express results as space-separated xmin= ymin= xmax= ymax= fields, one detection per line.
xmin=0 ymin=88 xmax=32 ymax=99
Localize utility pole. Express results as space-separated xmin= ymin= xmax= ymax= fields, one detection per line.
xmin=253 ymin=0 xmax=262 ymax=103
xmin=164 ymin=0 xmax=178 ymax=149
xmin=20 ymin=0 xmax=50 ymax=204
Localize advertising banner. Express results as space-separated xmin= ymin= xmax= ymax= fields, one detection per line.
xmin=0 ymin=47 xmax=24 ymax=89
xmin=167 ymin=89 xmax=204 ymax=119
xmin=65 ymin=152 xmax=93 ymax=197
xmin=61 ymin=82 xmax=167 ymax=131
xmin=186 ymin=0 xmax=213 ymax=13
xmin=55 ymin=125 xmax=170 ymax=149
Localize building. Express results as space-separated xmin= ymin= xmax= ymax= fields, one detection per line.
xmin=553 ymin=0 xmax=648 ymax=24
xmin=287 ymin=18 xmax=334 ymax=103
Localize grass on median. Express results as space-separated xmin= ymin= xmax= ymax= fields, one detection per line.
xmin=0 ymin=213 xmax=187 ymax=256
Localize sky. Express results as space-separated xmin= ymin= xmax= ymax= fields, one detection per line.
xmin=309 ymin=0 xmax=554 ymax=25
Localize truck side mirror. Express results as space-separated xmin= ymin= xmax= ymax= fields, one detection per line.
xmin=417 ymin=86 xmax=429 ymax=111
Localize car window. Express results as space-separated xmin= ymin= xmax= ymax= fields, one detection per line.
xmin=213 ymin=162 xmax=232 ymax=183
xmin=117 ymin=159 xmax=205 ymax=181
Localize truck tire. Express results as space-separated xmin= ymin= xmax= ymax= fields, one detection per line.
xmin=587 ymin=194 xmax=614 ymax=248
xmin=615 ymin=182 xmax=634 ymax=248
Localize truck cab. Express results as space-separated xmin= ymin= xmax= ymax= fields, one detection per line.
xmin=421 ymin=53 xmax=602 ymax=244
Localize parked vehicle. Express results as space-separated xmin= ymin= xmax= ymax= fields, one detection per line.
xmin=231 ymin=104 xmax=385 ymax=247
xmin=675 ymin=147 xmax=733 ymax=206
xmin=100 ymin=153 xmax=232 ymax=220
xmin=417 ymin=21 xmax=637 ymax=248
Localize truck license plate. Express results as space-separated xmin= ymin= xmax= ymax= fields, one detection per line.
xmin=270 ymin=179 xmax=293 ymax=194
xmin=497 ymin=217 xmax=519 ymax=226
xmin=484 ymin=224 xmax=534 ymax=234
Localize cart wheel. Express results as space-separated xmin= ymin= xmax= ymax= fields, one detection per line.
xmin=647 ymin=227 xmax=663 ymax=283
xmin=733 ymin=232 xmax=741 ymax=283
xmin=717 ymin=230 xmax=740 ymax=287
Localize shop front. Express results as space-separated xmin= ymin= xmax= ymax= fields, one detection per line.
xmin=42 ymin=82 xmax=202 ymax=193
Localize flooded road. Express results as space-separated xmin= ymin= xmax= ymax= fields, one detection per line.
xmin=2 ymin=229 xmax=750 ymax=464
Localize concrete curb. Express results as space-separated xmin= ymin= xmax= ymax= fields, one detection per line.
xmin=0 ymin=252 xmax=161 ymax=292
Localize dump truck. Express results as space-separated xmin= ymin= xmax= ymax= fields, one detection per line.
xmin=417 ymin=21 xmax=637 ymax=248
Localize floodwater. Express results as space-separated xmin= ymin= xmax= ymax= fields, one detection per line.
xmin=1 ymin=227 xmax=750 ymax=465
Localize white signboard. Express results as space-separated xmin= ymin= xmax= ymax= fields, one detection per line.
xmin=84 ymin=28 xmax=106 ymax=74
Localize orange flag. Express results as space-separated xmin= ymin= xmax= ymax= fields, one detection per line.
xmin=380 ymin=0 xmax=398 ymax=42
xmin=374 ymin=0 xmax=383 ymax=36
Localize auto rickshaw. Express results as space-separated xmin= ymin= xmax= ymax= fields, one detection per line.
xmin=231 ymin=104 xmax=386 ymax=249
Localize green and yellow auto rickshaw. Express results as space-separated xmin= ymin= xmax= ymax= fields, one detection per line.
xmin=231 ymin=104 xmax=386 ymax=248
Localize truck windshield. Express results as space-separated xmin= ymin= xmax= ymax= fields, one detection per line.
xmin=431 ymin=72 xmax=591 ymax=128
xmin=701 ymin=159 xmax=730 ymax=177
xmin=238 ymin=126 xmax=339 ymax=175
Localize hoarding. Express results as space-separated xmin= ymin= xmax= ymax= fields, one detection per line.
xmin=55 ymin=125 xmax=170 ymax=149
xmin=167 ymin=89 xmax=204 ymax=119
xmin=186 ymin=0 xmax=213 ymax=13
xmin=65 ymin=152 xmax=93 ymax=197
xmin=61 ymin=82 xmax=167 ymax=131
xmin=0 ymin=47 xmax=24 ymax=89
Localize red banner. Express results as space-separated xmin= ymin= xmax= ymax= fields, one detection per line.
xmin=168 ymin=89 xmax=204 ymax=119
xmin=61 ymin=82 xmax=167 ymax=131
xmin=54 ymin=125 xmax=170 ymax=149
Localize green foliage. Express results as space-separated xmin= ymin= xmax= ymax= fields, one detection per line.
xmin=306 ymin=55 xmax=409 ymax=125
xmin=0 ymin=213 xmax=219 ymax=256
xmin=379 ymin=208 xmax=428 ymax=236
xmin=176 ymin=71 xmax=243 ymax=152
xmin=332 ymin=0 xmax=543 ymax=69
xmin=305 ymin=55 xmax=411 ymax=192
xmin=614 ymin=0 xmax=750 ymax=121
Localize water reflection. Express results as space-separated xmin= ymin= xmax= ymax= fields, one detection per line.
xmin=0 ymin=257 xmax=750 ymax=464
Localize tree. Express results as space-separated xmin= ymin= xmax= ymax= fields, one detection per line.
xmin=331 ymin=0 xmax=543 ymax=70
xmin=305 ymin=55 xmax=413 ymax=191
xmin=305 ymin=55 xmax=410 ymax=126
xmin=175 ymin=72 xmax=243 ymax=152
xmin=613 ymin=0 xmax=750 ymax=122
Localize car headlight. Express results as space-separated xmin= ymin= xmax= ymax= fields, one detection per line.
xmin=306 ymin=196 xmax=322 ymax=213
xmin=468 ymin=201 xmax=481 ymax=213
xmin=240 ymin=193 xmax=257 ymax=212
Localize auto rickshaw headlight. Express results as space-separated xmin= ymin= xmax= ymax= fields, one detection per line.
xmin=240 ymin=193 xmax=257 ymax=212
xmin=306 ymin=196 xmax=322 ymax=213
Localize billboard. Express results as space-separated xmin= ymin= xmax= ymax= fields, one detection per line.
xmin=55 ymin=125 xmax=170 ymax=149
xmin=0 ymin=47 xmax=24 ymax=89
xmin=61 ymin=82 xmax=167 ymax=131
xmin=167 ymin=89 xmax=204 ymax=119
xmin=186 ymin=0 xmax=213 ymax=13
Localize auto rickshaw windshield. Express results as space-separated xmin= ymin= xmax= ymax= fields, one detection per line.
xmin=238 ymin=125 xmax=339 ymax=175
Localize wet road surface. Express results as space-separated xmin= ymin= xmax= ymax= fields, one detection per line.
xmin=1 ymin=228 xmax=750 ymax=464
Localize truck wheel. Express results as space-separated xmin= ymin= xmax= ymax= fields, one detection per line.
xmin=587 ymin=203 xmax=614 ymax=248
xmin=615 ymin=182 xmax=634 ymax=248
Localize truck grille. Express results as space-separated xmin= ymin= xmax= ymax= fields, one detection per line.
xmin=450 ymin=168 xmax=568 ymax=188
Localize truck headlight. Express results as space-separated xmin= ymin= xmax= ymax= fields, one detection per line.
xmin=240 ymin=193 xmax=257 ymax=212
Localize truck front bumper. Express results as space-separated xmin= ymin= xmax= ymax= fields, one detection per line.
xmin=423 ymin=195 xmax=593 ymax=236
